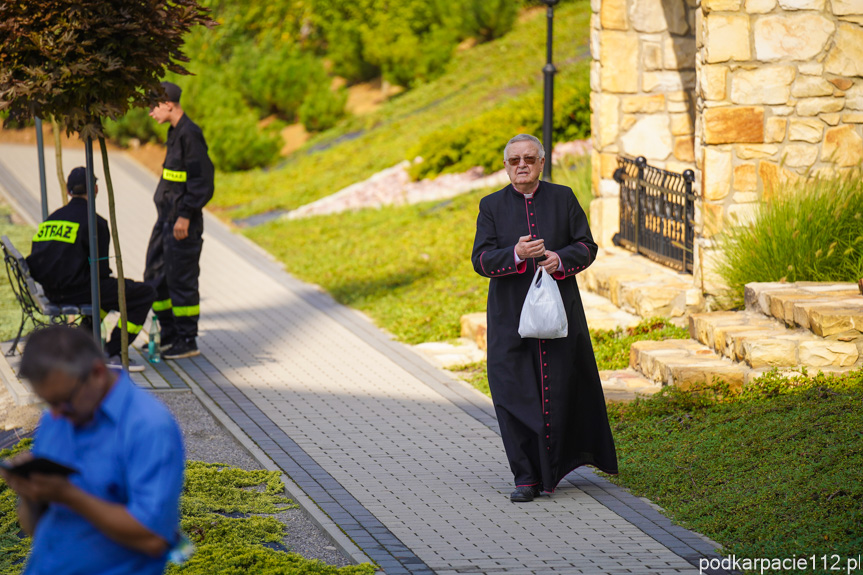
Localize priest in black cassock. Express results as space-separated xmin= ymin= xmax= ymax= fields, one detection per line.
xmin=471 ymin=134 xmax=618 ymax=503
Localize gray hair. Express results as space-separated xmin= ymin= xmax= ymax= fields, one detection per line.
xmin=504 ymin=134 xmax=545 ymax=162
xmin=19 ymin=326 xmax=104 ymax=385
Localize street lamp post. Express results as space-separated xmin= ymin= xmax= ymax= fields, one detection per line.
xmin=541 ymin=0 xmax=560 ymax=182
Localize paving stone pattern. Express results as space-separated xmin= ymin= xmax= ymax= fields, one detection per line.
xmin=0 ymin=145 xmax=728 ymax=574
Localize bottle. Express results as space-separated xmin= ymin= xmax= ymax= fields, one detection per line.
xmin=148 ymin=316 xmax=161 ymax=364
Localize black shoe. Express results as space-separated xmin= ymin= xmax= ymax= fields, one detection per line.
xmin=510 ymin=485 xmax=542 ymax=503
xmin=163 ymin=338 xmax=200 ymax=360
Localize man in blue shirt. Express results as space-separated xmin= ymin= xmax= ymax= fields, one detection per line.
xmin=0 ymin=326 xmax=185 ymax=575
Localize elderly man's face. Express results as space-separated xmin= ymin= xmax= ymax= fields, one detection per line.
xmin=504 ymin=141 xmax=545 ymax=187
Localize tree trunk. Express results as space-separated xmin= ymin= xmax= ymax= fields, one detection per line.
xmin=99 ymin=137 xmax=129 ymax=368
xmin=51 ymin=117 xmax=67 ymax=205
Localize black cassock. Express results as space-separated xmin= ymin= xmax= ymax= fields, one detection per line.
xmin=471 ymin=180 xmax=618 ymax=490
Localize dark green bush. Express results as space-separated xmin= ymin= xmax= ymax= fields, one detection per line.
xmin=299 ymin=84 xmax=348 ymax=133
xmin=408 ymin=63 xmax=591 ymax=180
xmin=716 ymin=171 xmax=863 ymax=306
xmin=228 ymin=41 xmax=329 ymax=121
xmin=459 ymin=0 xmax=521 ymax=42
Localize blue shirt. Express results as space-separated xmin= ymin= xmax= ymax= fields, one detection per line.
xmin=25 ymin=372 xmax=185 ymax=575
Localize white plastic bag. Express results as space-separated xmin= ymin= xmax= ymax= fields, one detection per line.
xmin=518 ymin=267 xmax=568 ymax=339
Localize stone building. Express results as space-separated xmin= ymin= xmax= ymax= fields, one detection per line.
xmin=589 ymin=0 xmax=863 ymax=295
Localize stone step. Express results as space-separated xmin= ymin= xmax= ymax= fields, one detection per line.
xmin=599 ymin=368 xmax=662 ymax=397
xmin=744 ymin=282 xmax=863 ymax=342
xmin=689 ymin=310 xmax=861 ymax=370
xmin=577 ymin=246 xmax=704 ymax=321
xmin=629 ymin=339 xmax=750 ymax=390
xmin=460 ymin=312 xmax=487 ymax=351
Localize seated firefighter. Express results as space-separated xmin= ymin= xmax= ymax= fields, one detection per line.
xmin=26 ymin=167 xmax=155 ymax=371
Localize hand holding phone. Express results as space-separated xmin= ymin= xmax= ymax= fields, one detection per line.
xmin=0 ymin=457 xmax=78 ymax=478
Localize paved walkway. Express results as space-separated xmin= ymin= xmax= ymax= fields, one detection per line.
xmin=0 ymin=144 xmax=725 ymax=575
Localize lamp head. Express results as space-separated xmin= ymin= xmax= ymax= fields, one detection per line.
xmin=540 ymin=0 xmax=561 ymax=5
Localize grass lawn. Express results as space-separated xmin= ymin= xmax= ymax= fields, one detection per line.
xmin=0 ymin=201 xmax=35 ymax=343
xmin=212 ymin=0 xmax=592 ymax=221
xmin=606 ymin=369 xmax=863 ymax=572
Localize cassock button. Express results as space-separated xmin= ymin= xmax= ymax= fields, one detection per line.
xmin=546 ymin=435 xmax=549 ymax=439
xmin=544 ymin=375 xmax=548 ymax=379
xmin=545 ymin=399 xmax=549 ymax=402
xmin=533 ymin=235 xmax=537 ymax=238
xmin=542 ymin=351 xmax=546 ymax=355
xmin=530 ymin=213 xmax=534 ymax=216
xmin=531 ymin=223 xmax=535 ymax=226
xmin=545 ymin=411 xmax=548 ymax=415
xmin=545 ymin=387 xmax=548 ymax=390
xmin=543 ymin=363 xmax=547 ymax=366
xmin=546 ymin=423 xmax=550 ymax=427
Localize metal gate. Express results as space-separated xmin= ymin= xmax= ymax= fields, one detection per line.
xmin=613 ymin=155 xmax=696 ymax=273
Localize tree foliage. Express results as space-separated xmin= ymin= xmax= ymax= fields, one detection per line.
xmin=0 ymin=0 xmax=216 ymax=138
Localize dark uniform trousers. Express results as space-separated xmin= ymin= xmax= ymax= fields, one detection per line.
xmin=144 ymin=212 xmax=203 ymax=342
xmin=50 ymin=280 xmax=155 ymax=358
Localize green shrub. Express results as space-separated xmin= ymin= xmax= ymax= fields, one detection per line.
xmin=299 ymin=84 xmax=349 ymax=133
xmin=459 ymin=0 xmax=521 ymax=42
xmin=103 ymin=107 xmax=168 ymax=146
xmin=716 ymin=171 xmax=863 ymax=307
xmin=229 ymin=41 xmax=329 ymax=121
xmin=407 ymin=63 xmax=591 ymax=180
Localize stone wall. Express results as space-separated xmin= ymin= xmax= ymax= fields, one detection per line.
xmin=695 ymin=0 xmax=863 ymax=293
xmin=589 ymin=0 xmax=699 ymax=247
xmin=591 ymin=0 xmax=863 ymax=296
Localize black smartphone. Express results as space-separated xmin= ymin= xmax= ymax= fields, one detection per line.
xmin=0 ymin=457 xmax=79 ymax=478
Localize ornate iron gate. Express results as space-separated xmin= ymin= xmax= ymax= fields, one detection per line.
xmin=613 ymin=156 xmax=696 ymax=273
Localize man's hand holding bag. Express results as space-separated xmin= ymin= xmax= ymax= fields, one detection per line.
xmin=518 ymin=267 xmax=568 ymax=339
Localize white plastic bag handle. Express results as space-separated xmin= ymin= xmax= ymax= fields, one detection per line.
xmin=517 ymin=267 xmax=568 ymax=339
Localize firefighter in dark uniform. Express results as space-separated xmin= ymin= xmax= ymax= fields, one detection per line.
xmin=26 ymin=167 xmax=155 ymax=371
xmin=145 ymin=81 xmax=214 ymax=359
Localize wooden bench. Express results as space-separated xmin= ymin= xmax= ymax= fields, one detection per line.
xmin=1 ymin=235 xmax=93 ymax=356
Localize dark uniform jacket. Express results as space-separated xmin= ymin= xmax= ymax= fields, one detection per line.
xmin=155 ymin=114 xmax=214 ymax=222
xmin=471 ymin=180 xmax=618 ymax=490
xmin=26 ymin=197 xmax=111 ymax=302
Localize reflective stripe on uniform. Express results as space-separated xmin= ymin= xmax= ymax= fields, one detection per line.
xmin=162 ymin=168 xmax=187 ymax=182
xmin=153 ymin=299 xmax=173 ymax=312
xmin=33 ymin=220 xmax=80 ymax=244
xmin=126 ymin=321 xmax=143 ymax=335
xmin=172 ymin=305 xmax=200 ymax=317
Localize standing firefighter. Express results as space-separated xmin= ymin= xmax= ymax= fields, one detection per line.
xmin=145 ymin=81 xmax=214 ymax=359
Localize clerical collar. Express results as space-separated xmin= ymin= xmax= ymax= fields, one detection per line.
xmin=518 ymin=182 xmax=540 ymax=199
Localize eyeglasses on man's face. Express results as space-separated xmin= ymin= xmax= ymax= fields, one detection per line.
xmin=507 ymin=155 xmax=539 ymax=166
xmin=46 ymin=374 xmax=88 ymax=413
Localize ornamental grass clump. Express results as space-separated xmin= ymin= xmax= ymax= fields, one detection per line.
xmin=715 ymin=171 xmax=863 ymax=307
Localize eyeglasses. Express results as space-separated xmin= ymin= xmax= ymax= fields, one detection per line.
xmin=47 ymin=375 xmax=88 ymax=412
xmin=507 ymin=156 xmax=539 ymax=166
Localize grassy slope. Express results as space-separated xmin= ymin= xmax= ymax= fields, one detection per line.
xmin=212 ymin=1 xmax=591 ymax=220
xmin=0 ymin=202 xmax=35 ymax=342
